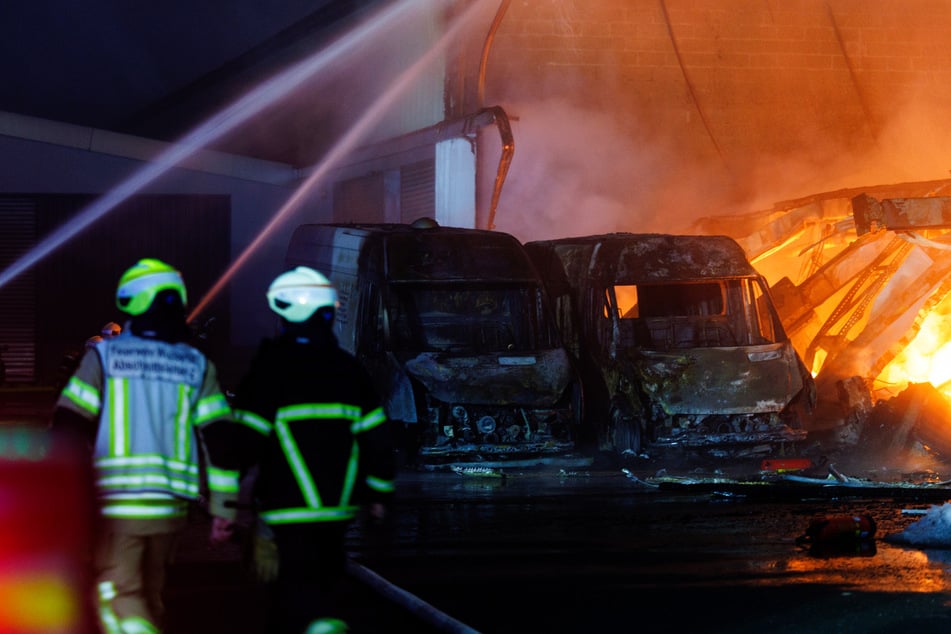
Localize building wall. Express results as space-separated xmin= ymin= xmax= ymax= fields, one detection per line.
xmin=478 ymin=0 xmax=951 ymax=241
xmin=0 ymin=133 xmax=322 ymax=385
xmin=5 ymin=1 xmax=951 ymax=384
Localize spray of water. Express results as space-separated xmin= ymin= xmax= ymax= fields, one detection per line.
xmin=188 ymin=0 xmax=497 ymax=320
xmin=0 ymin=0 xmax=437 ymax=292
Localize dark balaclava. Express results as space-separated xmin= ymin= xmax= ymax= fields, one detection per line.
xmin=129 ymin=289 xmax=192 ymax=343
xmin=279 ymin=306 xmax=336 ymax=346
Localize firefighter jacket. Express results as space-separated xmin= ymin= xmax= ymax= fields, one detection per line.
xmin=54 ymin=332 xmax=235 ymax=521
xmin=214 ymin=330 xmax=395 ymax=527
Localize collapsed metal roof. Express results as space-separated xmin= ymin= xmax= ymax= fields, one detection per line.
xmin=694 ymin=178 xmax=951 ymax=424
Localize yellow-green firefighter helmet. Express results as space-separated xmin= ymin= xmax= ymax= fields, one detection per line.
xmin=116 ymin=258 xmax=187 ymax=316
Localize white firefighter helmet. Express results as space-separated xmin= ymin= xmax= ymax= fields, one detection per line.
xmin=266 ymin=266 xmax=338 ymax=323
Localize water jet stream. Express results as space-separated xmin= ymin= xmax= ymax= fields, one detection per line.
xmin=188 ymin=0 xmax=496 ymax=320
xmin=0 ymin=0 xmax=436 ymax=292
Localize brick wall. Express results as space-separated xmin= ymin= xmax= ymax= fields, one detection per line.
xmin=479 ymin=0 xmax=951 ymax=239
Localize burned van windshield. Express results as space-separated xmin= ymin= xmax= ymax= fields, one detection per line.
xmin=386 ymin=284 xmax=554 ymax=353
xmin=614 ymin=281 xmax=724 ymax=318
xmin=606 ymin=278 xmax=782 ymax=350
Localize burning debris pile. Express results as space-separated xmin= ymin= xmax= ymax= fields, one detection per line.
xmin=696 ymin=178 xmax=951 ymax=470
xmin=855 ymin=382 xmax=951 ymax=474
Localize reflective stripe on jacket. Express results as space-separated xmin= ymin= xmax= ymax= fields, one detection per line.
xmin=225 ymin=333 xmax=396 ymax=527
xmin=58 ymin=333 xmax=233 ymax=520
xmin=234 ymin=402 xmax=390 ymax=525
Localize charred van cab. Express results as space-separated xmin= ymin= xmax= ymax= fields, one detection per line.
xmin=285 ymin=219 xmax=586 ymax=467
xmin=524 ymin=233 xmax=815 ymax=459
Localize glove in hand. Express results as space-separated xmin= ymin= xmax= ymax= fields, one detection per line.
xmin=252 ymin=520 xmax=279 ymax=583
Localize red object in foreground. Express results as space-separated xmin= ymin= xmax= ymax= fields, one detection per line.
xmin=807 ymin=514 xmax=877 ymax=542
xmin=0 ymin=427 xmax=97 ymax=634
xmin=760 ymin=458 xmax=814 ymax=473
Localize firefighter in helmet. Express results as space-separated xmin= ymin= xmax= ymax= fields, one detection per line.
xmin=207 ymin=266 xmax=395 ymax=634
xmin=100 ymin=321 xmax=122 ymax=339
xmin=84 ymin=321 xmax=122 ymax=350
xmin=51 ymin=258 xmax=235 ymax=634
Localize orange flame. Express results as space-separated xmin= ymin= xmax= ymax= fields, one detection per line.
xmin=875 ymin=297 xmax=951 ymax=400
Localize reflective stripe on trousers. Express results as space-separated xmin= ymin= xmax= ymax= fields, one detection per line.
xmin=98 ymin=582 xmax=161 ymax=634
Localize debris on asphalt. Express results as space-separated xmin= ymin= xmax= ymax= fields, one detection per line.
xmin=885 ymin=503 xmax=951 ymax=548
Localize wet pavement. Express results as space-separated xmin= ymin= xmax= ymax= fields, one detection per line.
xmin=354 ymin=466 xmax=951 ymax=633
xmin=5 ymin=386 xmax=951 ymax=633
xmin=164 ymin=463 xmax=951 ymax=633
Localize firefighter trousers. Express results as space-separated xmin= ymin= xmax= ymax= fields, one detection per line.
xmin=94 ymin=516 xmax=186 ymax=633
xmin=265 ymin=521 xmax=352 ymax=633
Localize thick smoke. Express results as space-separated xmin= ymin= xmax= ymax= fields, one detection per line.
xmin=493 ymin=99 xmax=740 ymax=243
xmin=493 ymin=85 xmax=951 ymax=245
xmin=488 ymin=3 xmax=951 ymax=243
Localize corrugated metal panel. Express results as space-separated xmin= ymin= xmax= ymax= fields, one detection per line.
xmin=333 ymin=173 xmax=384 ymax=223
xmin=331 ymin=158 xmax=435 ymax=225
xmin=363 ymin=9 xmax=444 ymax=143
xmin=0 ymin=198 xmax=37 ymax=383
xmin=0 ymin=194 xmax=232 ymax=386
xmin=400 ymin=159 xmax=435 ymax=224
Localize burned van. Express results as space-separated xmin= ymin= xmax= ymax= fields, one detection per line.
xmin=524 ymin=233 xmax=815 ymax=459
xmin=285 ymin=219 xmax=585 ymax=467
